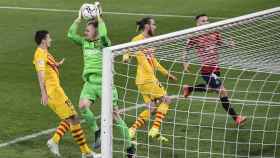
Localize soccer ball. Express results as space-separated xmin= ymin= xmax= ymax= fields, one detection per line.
xmin=81 ymin=3 xmax=99 ymax=20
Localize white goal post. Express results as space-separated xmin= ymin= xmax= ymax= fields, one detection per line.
xmin=101 ymin=7 xmax=280 ymax=158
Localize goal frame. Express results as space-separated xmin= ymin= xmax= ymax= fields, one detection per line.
xmin=101 ymin=7 xmax=280 ymax=158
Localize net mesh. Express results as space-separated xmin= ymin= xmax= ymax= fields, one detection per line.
xmin=108 ymin=8 xmax=280 ymax=158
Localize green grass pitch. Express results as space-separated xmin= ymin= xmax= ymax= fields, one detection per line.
xmin=0 ymin=0 xmax=279 ymax=158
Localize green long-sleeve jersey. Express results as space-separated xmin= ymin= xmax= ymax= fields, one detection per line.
xmin=67 ymin=18 xmax=111 ymax=80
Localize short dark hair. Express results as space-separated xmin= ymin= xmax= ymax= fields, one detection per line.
xmin=195 ymin=14 xmax=207 ymax=21
xmin=136 ymin=17 xmax=153 ymax=31
xmin=35 ymin=30 xmax=49 ymax=45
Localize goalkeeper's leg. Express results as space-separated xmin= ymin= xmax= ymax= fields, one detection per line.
xmin=80 ymin=99 xmax=99 ymax=133
xmin=79 ymin=99 xmax=101 ymax=150
xmin=79 ymin=81 xmax=100 ymax=148
xmin=113 ymin=109 xmax=136 ymax=158
xmin=112 ymin=88 xmax=135 ymax=158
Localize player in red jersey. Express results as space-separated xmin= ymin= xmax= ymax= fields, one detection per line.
xmin=183 ymin=14 xmax=246 ymax=126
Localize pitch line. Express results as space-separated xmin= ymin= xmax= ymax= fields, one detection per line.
xmin=0 ymin=98 xmax=154 ymax=148
xmin=0 ymin=6 xmax=226 ymax=20
xmin=0 ymin=94 xmax=277 ymax=148
xmin=0 ymin=95 xmax=180 ymax=148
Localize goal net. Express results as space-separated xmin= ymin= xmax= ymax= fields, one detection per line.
xmin=101 ymin=7 xmax=280 ymax=158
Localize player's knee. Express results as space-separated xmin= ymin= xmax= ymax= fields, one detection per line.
xmin=158 ymin=103 xmax=169 ymax=114
xmin=221 ymin=91 xmax=228 ymax=97
xmin=113 ymin=112 xmax=120 ymax=121
xmin=79 ymin=99 xmax=91 ymax=109
xmin=113 ymin=109 xmax=120 ymax=118
xmin=163 ymin=96 xmax=172 ymax=104
xmin=219 ymin=86 xmax=228 ymax=97
xmin=146 ymin=101 xmax=156 ymax=112
xmin=66 ymin=115 xmax=80 ymax=125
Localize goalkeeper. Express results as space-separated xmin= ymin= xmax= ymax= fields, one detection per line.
xmin=67 ymin=3 xmax=135 ymax=157
xmin=123 ymin=17 xmax=177 ymax=142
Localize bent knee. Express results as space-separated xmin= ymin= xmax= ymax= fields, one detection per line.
xmin=66 ymin=115 xmax=80 ymax=125
xmin=79 ymin=99 xmax=92 ymax=109
xmin=219 ymin=86 xmax=228 ymax=97
xmin=162 ymin=96 xmax=172 ymax=104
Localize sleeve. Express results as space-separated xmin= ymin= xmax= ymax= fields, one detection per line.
xmin=135 ymin=51 xmax=146 ymax=64
xmin=34 ymin=51 xmax=46 ymax=72
xmin=98 ymin=18 xmax=111 ymax=48
xmin=67 ymin=21 xmax=84 ymax=45
xmin=122 ymin=37 xmax=139 ymax=61
xmin=153 ymin=57 xmax=169 ymax=76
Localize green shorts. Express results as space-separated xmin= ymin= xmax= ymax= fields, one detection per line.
xmin=80 ymin=74 xmax=118 ymax=106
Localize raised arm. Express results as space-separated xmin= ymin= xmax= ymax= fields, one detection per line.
xmin=98 ymin=16 xmax=111 ymax=48
xmin=182 ymin=44 xmax=190 ymax=72
xmin=182 ymin=38 xmax=194 ymax=72
xmin=122 ymin=37 xmax=140 ymax=63
xmin=153 ymin=57 xmax=168 ymax=76
xmin=67 ymin=8 xmax=84 ymax=45
xmin=67 ymin=17 xmax=84 ymax=46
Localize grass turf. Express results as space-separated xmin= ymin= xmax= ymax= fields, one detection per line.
xmin=0 ymin=0 xmax=279 ymax=158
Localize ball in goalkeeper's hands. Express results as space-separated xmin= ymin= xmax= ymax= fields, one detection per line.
xmin=80 ymin=3 xmax=100 ymax=20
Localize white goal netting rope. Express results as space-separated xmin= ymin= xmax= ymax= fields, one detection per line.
xmin=103 ymin=7 xmax=280 ymax=158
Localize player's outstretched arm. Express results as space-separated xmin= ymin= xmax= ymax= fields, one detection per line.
xmin=182 ymin=47 xmax=190 ymax=72
xmin=67 ymin=9 xmax=84 ymax=45
xmin=182 ymin=38 xmax=192 ymax=72
xmin=55 ymin=58 xmax=65 ymax=67
xmin=153 ymin=57 xmax=177 ymax=81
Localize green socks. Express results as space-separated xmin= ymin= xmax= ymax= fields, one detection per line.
xmin=80 ymin=107 xmax=98 ymax=134
xmin=81 ymin=108 xmax=131 ymax=147
xmin=115 ymin=118 xmax=132 ymax=147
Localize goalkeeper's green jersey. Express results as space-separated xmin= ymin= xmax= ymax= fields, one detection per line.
xmin=67 ymin=19 xmax=111 ymax=80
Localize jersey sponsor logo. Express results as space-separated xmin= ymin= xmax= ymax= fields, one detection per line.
xmin=84 ymin=49 xmax=100 ymax=56
xmin=83 ymin=41 xmax=102 ymax=56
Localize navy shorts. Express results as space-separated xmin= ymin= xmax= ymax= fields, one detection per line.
xmin=201 ymin=72 xmax=222 ymax=89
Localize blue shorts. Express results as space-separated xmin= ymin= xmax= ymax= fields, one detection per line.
xmin=201 ymin=72 xmax=222 ymax=89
